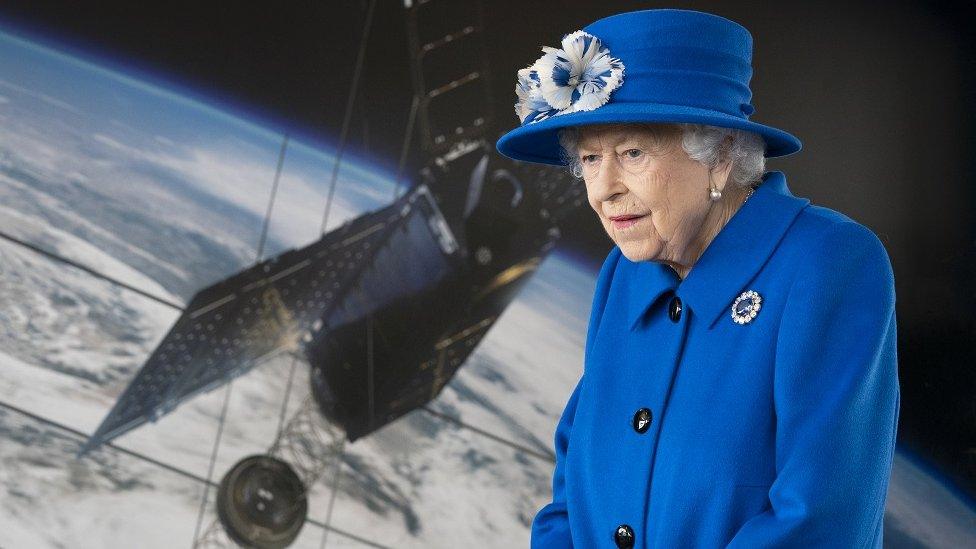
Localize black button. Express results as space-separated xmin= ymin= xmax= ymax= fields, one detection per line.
xmin=632 ymin=408 xmax=652 ymax=433
xmin=614 ymin=524 xmax=635 ymax=548
xmin=668 ymin=295 xmax=683 ymax=322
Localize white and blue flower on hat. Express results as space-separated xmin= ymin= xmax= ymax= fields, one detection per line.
xmin=515 ymin=66 xmax=559 ymax=124
xmin=514 ymin=30 xmax=625 ymax=125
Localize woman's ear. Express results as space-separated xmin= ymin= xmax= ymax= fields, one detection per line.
xmin=711 ymin=136 xmax=735 ymax=192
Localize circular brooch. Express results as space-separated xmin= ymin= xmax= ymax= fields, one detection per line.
xmin=731 ymin=290 xmax=762 ymax=325
xmin=514 ymin=30 xmax=625 ymax=125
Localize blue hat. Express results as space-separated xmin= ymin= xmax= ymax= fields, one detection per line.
xmin=495 ymin=9 xmax=802 ymax=165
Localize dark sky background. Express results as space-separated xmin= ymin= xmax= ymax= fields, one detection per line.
xmin=1 ymin=0 xmax=975 ymax=499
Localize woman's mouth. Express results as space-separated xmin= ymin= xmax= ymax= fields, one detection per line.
xmin=610 ymin=214 xmax=646 ymax=230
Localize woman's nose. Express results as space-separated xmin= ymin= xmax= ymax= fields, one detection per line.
xmin=590 ymin=156 xmax=627 ymax=202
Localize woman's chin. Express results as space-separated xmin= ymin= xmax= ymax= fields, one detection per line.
xmin=616 ymin=242 xmax=660 ymax=263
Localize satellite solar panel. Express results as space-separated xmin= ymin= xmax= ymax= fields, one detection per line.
xmin=82 ymin=184 xmax=456 ymax=454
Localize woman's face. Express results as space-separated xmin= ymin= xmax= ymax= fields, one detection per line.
xmin=576 ymin=123 xmax=729 ymax=268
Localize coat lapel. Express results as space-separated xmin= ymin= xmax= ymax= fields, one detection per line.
xmin=678 ymin=170 xmax=810 ymax=328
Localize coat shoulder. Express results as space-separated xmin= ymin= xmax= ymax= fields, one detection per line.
xmin=783 ymin=203 xmax=893 ymax=269
xmin=779 ymin=202 xmax=896 ymax=305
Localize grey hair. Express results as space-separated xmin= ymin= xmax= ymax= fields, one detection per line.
xmin=557 ymin=122 xmax=766 ymax=188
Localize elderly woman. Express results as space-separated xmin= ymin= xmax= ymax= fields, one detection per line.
xmin=496 ymin=8 xmax=899 ymax=549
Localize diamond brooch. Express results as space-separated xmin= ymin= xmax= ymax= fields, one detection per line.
xmin=731 ymin=290 xmax=762 ymax=324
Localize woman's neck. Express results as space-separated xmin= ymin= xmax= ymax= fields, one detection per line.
xmin=666 ymin=184 xmax=754 ymax=280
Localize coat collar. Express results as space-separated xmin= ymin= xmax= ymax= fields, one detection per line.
xmin=622 ymin=170 xmax=810 ymax=331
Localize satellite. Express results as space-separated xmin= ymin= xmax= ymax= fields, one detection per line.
xmin=70 ymin=1 xmax=586 ymax=547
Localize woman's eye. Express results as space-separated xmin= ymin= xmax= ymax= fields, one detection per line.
xmin=623 ymin=148 xmax=643 ymax=159
xmin=581 ymin=154 xmax=599 ymax=164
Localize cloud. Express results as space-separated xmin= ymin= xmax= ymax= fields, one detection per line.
xmin=85 ymin=128 xmax=363 ymax=248
xmin=0 ymin=75 xmax=398 ymax=262
xmin=0 ymin=78 xmax=82 ymax=115
xmin=91 ymin=132 xmax=128 ymax=151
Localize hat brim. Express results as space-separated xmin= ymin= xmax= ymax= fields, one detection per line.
xmin=495 ymin=102 xmax=802 ymax=165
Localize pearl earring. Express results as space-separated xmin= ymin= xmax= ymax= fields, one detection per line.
xmin=708 ymin=175 xmax=722 ymax=201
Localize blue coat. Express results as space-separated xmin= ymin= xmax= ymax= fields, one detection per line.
xmin=532 ymin=171 xmax=900 ymax=548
